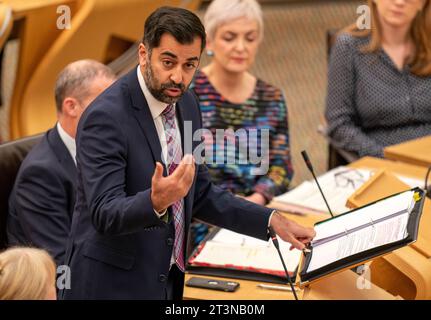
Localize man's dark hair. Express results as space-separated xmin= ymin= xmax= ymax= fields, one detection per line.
xmin=143 ymin=6 xmax=206 ymax=53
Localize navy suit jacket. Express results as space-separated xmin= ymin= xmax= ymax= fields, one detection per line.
xmin=8 ymin=126 xmax=77 ymax=266
xmin=62 ymin=68 xmax=273 ymax=299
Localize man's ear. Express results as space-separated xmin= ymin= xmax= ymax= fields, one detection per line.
xmin=62 ymin=97 xmax=80 ymax=118
xmin=138 ymin=43 xmax=148 ymax=67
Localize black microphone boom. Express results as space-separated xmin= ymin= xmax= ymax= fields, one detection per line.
xmin=268 ymin=226 xmax=298 ymax=300
xmin=301 ymin=150 xmax=335 ymax=218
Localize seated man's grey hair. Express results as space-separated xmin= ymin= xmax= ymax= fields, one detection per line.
xmin=54 ymin=59 xmax=115 ymax=113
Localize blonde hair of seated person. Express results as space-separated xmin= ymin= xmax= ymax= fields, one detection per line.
xmin=345 ymin=0 xmax=431 ymax=76
xmin=0 ymin=247 xmax=57 ymax=300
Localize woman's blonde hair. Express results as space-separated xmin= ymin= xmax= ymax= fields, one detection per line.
xmin=204 ymin=0 xmax=264 ymax=41
xmin=345 ymin=0 xmax=431 ymax=76
xmin=0 ymin=247 xmax=56 ymax=300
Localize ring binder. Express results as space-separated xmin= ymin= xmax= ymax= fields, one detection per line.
xmin=296 ymin=187 xmax=426 ymax=287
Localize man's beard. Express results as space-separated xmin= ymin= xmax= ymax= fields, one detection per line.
xmin=144 ymin=61 xmax=187 ymax=104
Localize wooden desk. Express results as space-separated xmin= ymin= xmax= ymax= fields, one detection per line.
xmin=348 ymin=157 xmax=431 ymax=299
xmin=184 ymin=156 xmax=431 ymax=300
xmin=184 ymin=212 xmax=396 ymax=300
xmin=351 ymin=156 xmax=428 ymax=180
xmin=184 ymin=273 xmax=301 ymax=300
xmin=4 ymin=0 xmax=202 ymax=138
xmin=350 ymin=157 xmax=431 ymax=258
xmin=184 ymin=269 xmax=395 ymax=300
xmin=384 ymin=136 xmax=431 ymax=168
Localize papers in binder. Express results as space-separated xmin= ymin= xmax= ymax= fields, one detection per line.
xmin=189 ymin=228 xmax=301 ymax=277
xmin=305 ymin=190 xmax=415 ymax=273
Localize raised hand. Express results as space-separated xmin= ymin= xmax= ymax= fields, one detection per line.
xmin=151 ymin=154 xmax=196 ymax=213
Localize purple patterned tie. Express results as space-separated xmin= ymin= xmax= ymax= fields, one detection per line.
xmin=161 ymin=104 xmax=185 ymax=271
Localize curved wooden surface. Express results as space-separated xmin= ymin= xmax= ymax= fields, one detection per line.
xmin=4 ymin=0 xmax=201 ymax=139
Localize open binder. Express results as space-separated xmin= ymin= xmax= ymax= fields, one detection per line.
xmin=297 ymin=187 xmax=426 ymax=287
xmin=187 ymin=228 xmax=301 ymax=284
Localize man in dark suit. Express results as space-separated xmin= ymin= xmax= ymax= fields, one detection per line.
xmin=7 ymin=60 xmax=115 ymax=266
xmin=62 ymin=7 xmax=315 ymax=300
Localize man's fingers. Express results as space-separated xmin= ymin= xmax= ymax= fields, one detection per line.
xmin=182 ymin=154 xmax=194 ymax=165
xmin=306 ymin=227 xmax=316 ymax=239
xmin=178 ymin=162 xmax=195 ymax=196
xmin=174 ymin=155 xmax=195 ymax=181
xmin=295 ymin=227 xmax=316 ymax=241
xmin=170 ymin=154 xmax=192 ymax=179
xmin=288 ymin=236 xmax=305 ymax=250
xmin=181 ymin=157 xmax=195 ymax=182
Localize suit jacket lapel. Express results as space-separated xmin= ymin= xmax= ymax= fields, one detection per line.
xmin=126 ymin=68 xmax=167 ymax=176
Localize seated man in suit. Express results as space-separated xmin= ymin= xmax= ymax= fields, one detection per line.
xmin=62 ymin=7 xmax=315 ymax=300
xmin=7 ymin=60 xmax=115 ymax=266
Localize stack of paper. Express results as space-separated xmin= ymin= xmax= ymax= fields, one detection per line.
xmin=189 ymin=228 xmax=301 ymax=277
xmin=273 ymin=167 xmax=373 ymax=215
xmin=272 ymin=166 xmax=424 ymax=216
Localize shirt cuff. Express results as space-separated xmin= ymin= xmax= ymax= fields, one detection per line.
xmin=268 ymin=210 xmax=277 ymax=228
xmin=154 ymin=208 xmax=167 ymax=218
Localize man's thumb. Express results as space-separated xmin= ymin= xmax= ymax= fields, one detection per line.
xmin=153 ymin=162 xmax=164 ymax=180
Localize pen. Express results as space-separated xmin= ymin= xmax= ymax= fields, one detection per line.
xmin=257 ymin=283 xmax=299 ymax=292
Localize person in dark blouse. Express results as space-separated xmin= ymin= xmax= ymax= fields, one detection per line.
xmin=190 ymin=0 xmax=293 ymax=246
xmin=325 ymin=0 xmax=431 ymax=158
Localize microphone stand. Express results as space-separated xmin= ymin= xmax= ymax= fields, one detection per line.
xmin=268 ymin=226 xmax=299 ymax=300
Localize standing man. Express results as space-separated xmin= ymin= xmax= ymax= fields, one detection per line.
xmin=8 ymin=60 xmax=115 ymax=266
xmin=63 ymin=7 xmax=315 ymax=300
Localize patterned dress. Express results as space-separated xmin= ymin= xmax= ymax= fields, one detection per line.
xmin=189 ymin=70 xmax=293 ymax=246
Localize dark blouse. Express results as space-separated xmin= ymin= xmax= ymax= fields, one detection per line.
xmin=325 ymin=33 xmax=431 ymax=157
xmin=190 ymin=70 xmax=293 ymax=202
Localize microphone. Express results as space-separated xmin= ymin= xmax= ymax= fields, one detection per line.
xmin=425 ymin=165 xmax=431 ymax=199
xmin=268 ymin=226 xmax=299 ymax=300
xmin=301 ymin=150 xmax=335 ymax=218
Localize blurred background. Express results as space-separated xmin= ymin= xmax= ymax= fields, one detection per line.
xmin=0 ymin=0 xmax=362 ymax=186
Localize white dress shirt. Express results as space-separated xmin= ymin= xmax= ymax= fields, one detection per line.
xmin=57 ymin=122 xmax=77 ymax=166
